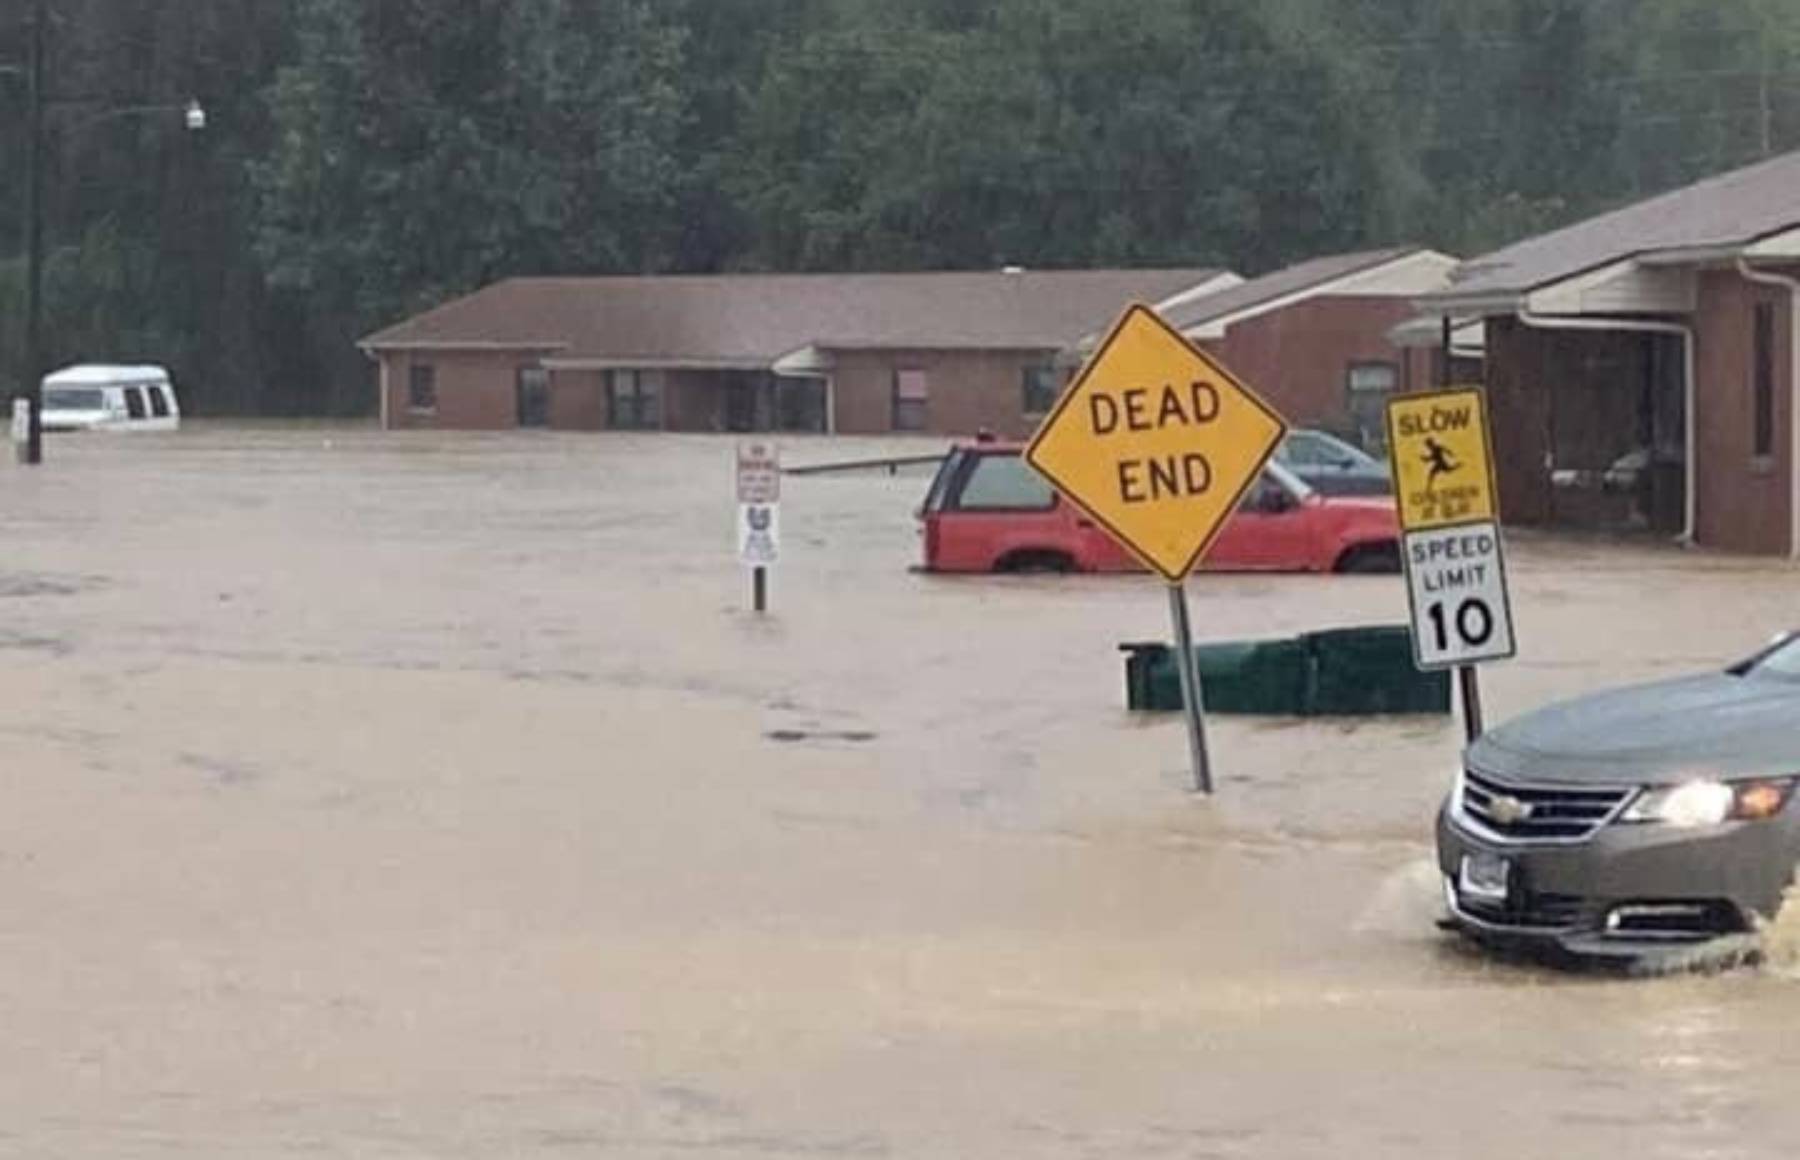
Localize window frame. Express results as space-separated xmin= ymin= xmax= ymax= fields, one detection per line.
xmin=893 ymin=367 xmax=930 ymax=432
xmin=147 ymin=385 xmax=171 ymax=419
xmin=123 ymin=386 xmax=148 ymax=420
xmin=1021 ymin=365 xmax=1063 ymax=417
xmin=606 ymin=369 xmax=665 ymax=431
xmin=1753 ymin=301 xmax=1776 ymax=462
xmin=407 ymin=364 xmax=439 ymax=414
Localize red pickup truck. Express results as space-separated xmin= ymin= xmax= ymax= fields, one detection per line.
xmin=918 ymin=441 xmax=1401 ymax=574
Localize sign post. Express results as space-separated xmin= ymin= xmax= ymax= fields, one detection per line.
xmin=1026 ymin=304 xmax=1288 ymax=794
xmin=1385 ymin=388 xmax=1516 ymax=742
xmin=10 ymin=399 xmax=29 ymax=464
xmin=736 ymin=442 xmax=781 ymax=613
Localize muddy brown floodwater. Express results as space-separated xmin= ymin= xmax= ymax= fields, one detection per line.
xmin=3 ymin=425 xmax=1800 ymax=1158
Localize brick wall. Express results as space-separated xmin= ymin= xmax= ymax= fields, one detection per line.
xmin=1482 ymin=318 xmax=1555 ymax=525
xmin=829 ymin=348 xmax=1059 ymax=438
xmin=380 ymin=351 xmax=530 ymax=430
xmin=548 ymin=369 xmax=605 ymax=430
xmin=1208 ymin=296 xmax=1429 ymax=432
xmin=1694 ymin=269 xmax=1794 ymax=555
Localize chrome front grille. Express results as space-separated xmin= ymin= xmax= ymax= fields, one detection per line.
xmin=1459 ymin=768 xmax=1633 ymax=843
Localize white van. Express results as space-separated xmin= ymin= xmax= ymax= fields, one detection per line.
xmin=41 ymin=365 xmax=182 ymax=433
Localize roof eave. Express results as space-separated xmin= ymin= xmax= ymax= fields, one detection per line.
xmin=359 ymin=339 xmax=572 ymax=354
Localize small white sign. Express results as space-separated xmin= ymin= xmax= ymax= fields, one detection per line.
xmin=1402 ymin=521 xmax=1516 ymax=671
xmin=737 ymin=442 xmax=781 ymax=505
xmin=738 ymin=502 xmax=780 ymax=568
xmin=10 ymin=399 xmax=29 ymax=445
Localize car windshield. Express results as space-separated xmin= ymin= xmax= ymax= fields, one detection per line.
xmin=1751 ymin=636 xmax=1800 ymax=679
xmin=1279 ymin=430 xmax=1381 ymax=470
xmin=44 ymin=387 xmax=107 ymax=411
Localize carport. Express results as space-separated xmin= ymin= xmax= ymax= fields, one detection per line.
xmin=1418 ymin=146 xmax=1800 ymax=556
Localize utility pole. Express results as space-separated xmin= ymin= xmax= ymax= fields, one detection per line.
xmin=22 ymin=0 xmax=47 ymax=466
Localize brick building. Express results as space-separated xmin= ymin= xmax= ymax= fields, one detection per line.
xmin=1158 ymin=247 xmax=1461 ymax=452
xmin=1420 ymin=149 xmax=1800 ymax=556
xmin=358 ymin=268 xmax=1237 ymax=438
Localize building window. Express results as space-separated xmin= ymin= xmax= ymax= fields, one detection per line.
xmin=1346 ymin=361 xmax=1399 ymax=453
xmin=1022 ymin=365 xmax=1064 ymax=416
xmin=408 ymin=364 xmax=438 ymax=412
xmin=894 ymin=368 xmax=930 ymax=431
xmin=1753 ymin=302 xmax=1776 ymax=460
xmin=607 ymin=369 xmax=664 ymax=430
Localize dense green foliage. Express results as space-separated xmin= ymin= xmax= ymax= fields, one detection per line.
xmin=4 ymin=0 xmax=1800 ymax=414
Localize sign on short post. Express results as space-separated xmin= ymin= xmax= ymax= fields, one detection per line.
xmin=1386 ymin=388 xmax=1517 ymax=739
xmin=737 ymin=442 xmax=781 ymax=612
xmin=10 ymin=399 xmax=28 ymax=463
xmin=1025 ymin=304 xmax=1288 ymax=794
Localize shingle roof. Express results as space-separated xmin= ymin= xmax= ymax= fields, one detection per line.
xmin=360 ymin=269 xmax=1230 ymax=363
xmin=1430 ymin=148 xmax=1800 ymax=306
xmin=1160 ymin=246 xmax=1423 ymax=330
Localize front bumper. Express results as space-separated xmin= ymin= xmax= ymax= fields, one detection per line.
xmin=1436 ymin=802 xmax=1800 ymax=960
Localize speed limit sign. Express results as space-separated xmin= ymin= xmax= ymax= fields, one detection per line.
xmin=1401 ymin=523 xmax=1516 ymax=669
xmin=1387 ymin=389 xmax=1517 ymax=673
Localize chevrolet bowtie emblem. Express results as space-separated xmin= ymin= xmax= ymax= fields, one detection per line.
xmin=1488 ymin=794 xmax=1533 ymax=825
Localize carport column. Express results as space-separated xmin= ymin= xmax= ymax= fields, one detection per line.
xmin=1735 ymin=260 xmax=1800 ymax=560
xmin=1166 ymin=583 xmax=1212 ymax=795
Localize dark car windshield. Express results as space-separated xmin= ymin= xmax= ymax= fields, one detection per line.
xmin=45 ymin=387 xmax=107 ymax=411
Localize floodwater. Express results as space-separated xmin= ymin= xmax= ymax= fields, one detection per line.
xmin=2 ymin=424 xmax=1799 ymax=1158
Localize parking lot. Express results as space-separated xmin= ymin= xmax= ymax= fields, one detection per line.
xmin=4 ymin=425 xmax=1800 ymax=1158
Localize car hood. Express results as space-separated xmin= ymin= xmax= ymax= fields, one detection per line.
xmin=1468 ymin=672 xmax=1800 ymax=785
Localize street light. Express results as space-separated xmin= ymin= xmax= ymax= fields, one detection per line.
xmin=15 ymin=0 xmax=207 ymax=466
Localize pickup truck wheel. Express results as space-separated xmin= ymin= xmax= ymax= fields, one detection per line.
xmin=1335 ymin=542 xmax=1401 ymax=574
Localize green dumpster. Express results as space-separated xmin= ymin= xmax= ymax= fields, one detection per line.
xmin=1196 ymin=637 xmax=1311 ymax=715
xmin=1121 ymin=625 xmax=1451 ymax=717
xmin=1304 ymin=625 xmax=1450 ymax=716
xmin=1119 ymin=638 xmax=1310 ymax=716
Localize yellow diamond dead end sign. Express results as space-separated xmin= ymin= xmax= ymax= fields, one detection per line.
xmin=1385 ymin=387 xmax=1500 ymax=531
xmin=1025 ymin=304 xmax=1289 ymax=583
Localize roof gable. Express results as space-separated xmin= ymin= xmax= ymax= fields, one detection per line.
xmin=1161 ymin=247 xmax=1453 ymax=338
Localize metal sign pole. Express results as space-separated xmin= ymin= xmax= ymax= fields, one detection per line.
xmin=1166 ymin=583 xmax=1213 ymax=795
xmin=1458 ymin=669 xmax=1485 ymax=741
xmin=1439 ymin=313 xmax=1486 ymax=745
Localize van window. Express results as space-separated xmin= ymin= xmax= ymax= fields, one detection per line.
xmin=147 ymin=386 xmax=171 ymax=418
xmin=124 ymin=388 xmax=148 ymax=420
xmin=44 ymin=388 xmax=106 ymax=411
xmin=952 ymin=454 xmax=1056 ymax=511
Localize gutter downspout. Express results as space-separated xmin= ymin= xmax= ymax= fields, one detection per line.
xmin=1517 ymin=307 xmax=1698 ymax=547
xmin=1735 ymin=258 xmax=1800 ymax=561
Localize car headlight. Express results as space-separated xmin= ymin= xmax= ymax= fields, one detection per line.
xmin=1621 ymin=778 xmax=1796 ymax=827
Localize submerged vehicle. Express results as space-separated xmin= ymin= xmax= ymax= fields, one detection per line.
xmin=40 ymin=365 xmax=182 ymax=433
xmin=1438 ymin=631 xmax=1800 ymax=963
xmin=916 ymin=440 xmax=1401 ymax=574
